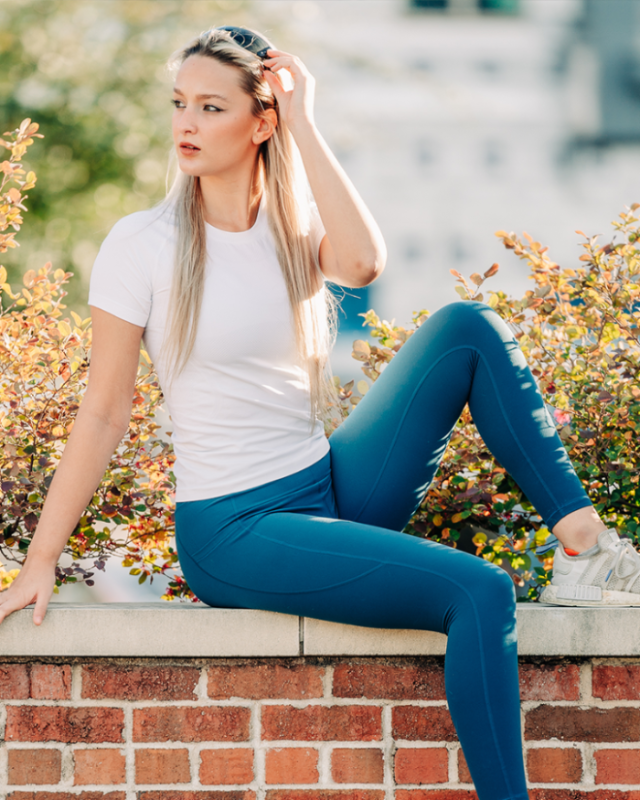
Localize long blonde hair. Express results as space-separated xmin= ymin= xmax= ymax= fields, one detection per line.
xmin=160 ymin=27 xmax=337 ymax=423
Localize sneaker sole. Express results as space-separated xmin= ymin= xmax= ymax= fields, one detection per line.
xmin=540 ymin=584 xmax=640 ymax=607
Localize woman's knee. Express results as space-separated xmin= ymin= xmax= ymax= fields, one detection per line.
xmin=465 ymin=558 xmax=517 ymax=610
xmin=424 ymin=300 xmax=513 ymax=350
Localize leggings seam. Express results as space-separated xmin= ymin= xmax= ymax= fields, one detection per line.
xmin=350 ymin=343 xmax=564 ymax=530
xmin=250 ymin=525 xmax=515 ymax=796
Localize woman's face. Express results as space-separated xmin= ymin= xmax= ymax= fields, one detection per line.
xmin=171 ymin=54 xmax=273 ymax=178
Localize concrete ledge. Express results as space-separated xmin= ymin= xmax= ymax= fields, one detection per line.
xmin=0 ymin=603 xmax=301 ymax=657
xmin=1 ymin=602 xmax=639 ymax=657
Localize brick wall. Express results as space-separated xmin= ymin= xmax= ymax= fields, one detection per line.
xmin=1 ymin=656 xmax=639 ymax=799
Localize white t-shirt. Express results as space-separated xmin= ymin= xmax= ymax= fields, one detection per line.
xmin=88 ymin=198 xmax=330 ymax=503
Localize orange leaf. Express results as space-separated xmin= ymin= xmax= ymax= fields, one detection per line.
xmin=484 ymin=263 xmax=499 ymax=278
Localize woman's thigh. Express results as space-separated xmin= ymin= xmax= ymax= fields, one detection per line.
xmin=328 ymin=301 xmax=500 ymax=528
xmin=176 ymin=505 xmax=514 ymax=633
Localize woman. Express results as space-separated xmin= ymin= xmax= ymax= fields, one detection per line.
xmin=1 ymin=25 xmax=639 ymax=800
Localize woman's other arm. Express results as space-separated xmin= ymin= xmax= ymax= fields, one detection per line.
xmin=263 ymin=50 xmax=387 ymax=289
xmin=0 ymin=308 xmax=144 ymax=626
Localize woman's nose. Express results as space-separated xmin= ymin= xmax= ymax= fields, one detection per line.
xmin=177 ymin=108 xmax=197 ymax=135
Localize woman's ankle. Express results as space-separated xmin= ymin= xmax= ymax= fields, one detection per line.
xmin=552 ymin=506 xmax=608 ymax=553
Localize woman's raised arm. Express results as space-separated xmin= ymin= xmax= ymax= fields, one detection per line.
xmin=262 ymin=49 xmax=387 ymax=289
xmin=0 ymin=308 xmax=144 ymax=626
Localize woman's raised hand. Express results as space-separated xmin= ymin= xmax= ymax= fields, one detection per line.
xmin=262 ymin=49 xmax=315 ymax=135
xmin=0 ymin=558 xmax=56 ymax=627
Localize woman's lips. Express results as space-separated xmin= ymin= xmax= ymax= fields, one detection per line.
xmin=179 ymin=143 xmax=200 ymax=156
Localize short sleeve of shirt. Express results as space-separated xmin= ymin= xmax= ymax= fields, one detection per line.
xmin=308 ymin=202 xmax=326 ymax=263
xmin=88 ymin=214 xmax=153 ymax=328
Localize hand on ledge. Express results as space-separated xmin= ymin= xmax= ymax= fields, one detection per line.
xmin=0 ymin=559 xmax=56 ymax=627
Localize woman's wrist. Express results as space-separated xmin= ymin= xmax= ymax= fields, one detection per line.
xmin=24 ymin=531 xmax=62 ymax=570
xmin=286 ymin=115 xmax=318 ymax=144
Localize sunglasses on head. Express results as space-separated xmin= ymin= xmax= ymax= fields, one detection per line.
xmin=212 ymin=25 xmax=273 ymax=60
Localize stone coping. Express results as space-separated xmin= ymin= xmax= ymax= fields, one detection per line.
xmin=0 ymin=602 xmax=639 ymax=658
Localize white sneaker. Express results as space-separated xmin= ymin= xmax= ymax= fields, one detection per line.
xmin=539 ymin=528 xmax=640 ymax=607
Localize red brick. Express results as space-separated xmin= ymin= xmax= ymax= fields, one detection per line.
xmin=266 ymin=793 xmax=384 ymax=800
xmin=82 ymin=664 xmax=199 ymax=701
xmin=8 ymin=749 xmax=62 ymax=785
xmin=394 ymin=748 xmax=448 ymax=784
xmin=133 ymin=706 xmax=250 ymax=742
xmin=595 ymin=749 xmax=640 ymax=784
xmin=458 ymin=750 xmax=472 ymax=783
xmin=333 ymin=663 xmax=446 ymax=700
xmin=200 ymin=748 xmax=254 ymax=785
xmin=6 ymin=706 xmax=124 ymax=743
xmin=135 ymin=748 xmax=191 ymax=783
xmin=208 ymin=664 xmax=323 ymax=700
xmin=395 ymin=792 xmax=478 ymax=800
xmin=265 ymin=748 xmax=319 ymax=784
xmin=30 ymin=664 xmax=72 ymax=700
xmin=262 ymin=705 xmax=382 ymax=742
xmin=527 ymin=747 xmax=582 ymax=783
xmin=519 ymin=663 xmax=580 ymax=702
xmin=7 ymin=793 xmax=127 ymax=800
xmin=0 ymin=665 xmax=29 ymax=699
xmin=529 ymin=792 xmax=640 ymax=800
xmin=331 ymin=748 xmax=384 ymax=783
xmin=593 ymin=665 xmax=640 ymax=701
xmin=525 ymin=706 xmax=640 ymax=742
xmin=392 ymin=706 xmax=457 ymax=741
xmin=73 ymin=748 xmax=126 ymax=785
xmin=138 ymin=794 xmax=255 ymax=800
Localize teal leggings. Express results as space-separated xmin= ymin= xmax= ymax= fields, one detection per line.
xmin=175 ymin=301 xmax=592 ymax=800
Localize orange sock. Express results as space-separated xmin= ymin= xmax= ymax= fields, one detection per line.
xmin=564 ymin=548 xmax=581 ymax=556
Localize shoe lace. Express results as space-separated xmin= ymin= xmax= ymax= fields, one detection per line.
xmin=604 ymin=537 xmax=640 ymax=587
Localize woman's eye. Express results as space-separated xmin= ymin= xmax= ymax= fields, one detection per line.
xmin=171 ymin=100 xmax=220 ymax=112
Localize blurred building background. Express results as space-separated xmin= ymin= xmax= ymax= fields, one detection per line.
xmin=1 ymin=0 xmax=640 ymax=601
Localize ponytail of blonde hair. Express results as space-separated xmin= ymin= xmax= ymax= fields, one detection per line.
xmin=160 ymin=28 xmax=337 ymax=424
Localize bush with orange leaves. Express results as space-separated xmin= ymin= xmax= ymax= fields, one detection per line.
xmin=0 ymin=121 xmax=191 ymax=601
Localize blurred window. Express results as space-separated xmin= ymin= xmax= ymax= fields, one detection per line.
xmin=411 ymin=0 xmax=447 ymax=7
xmin=410 ymin=0 xmax=518 ymax=11
xmin=584 ymin=0 xmax=640 ymax=143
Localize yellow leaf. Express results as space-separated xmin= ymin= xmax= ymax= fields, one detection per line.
xmin=432 ymin=514 xmax=443 ymax=526
xmin=58 ymin=321 xmax=71 ymax=337
xmin=23 ymin=270 xmax=36 ymax=287
xmin=352 ymin=340 xmax=371 ymax=356
xmin=451 ymin=513 xmax=463 ymax=523
xmin=357 ymin=380 xmax=369 ymax=395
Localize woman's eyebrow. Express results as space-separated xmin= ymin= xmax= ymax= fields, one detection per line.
xmin=172 ymin=87 xmax=228 ymax=101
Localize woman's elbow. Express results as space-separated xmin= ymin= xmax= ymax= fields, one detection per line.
xmin=351 ymin=251 xmax=386 ymax=287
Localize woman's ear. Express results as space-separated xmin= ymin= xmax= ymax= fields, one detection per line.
xmin=252 ymin=108 xmax=278 ymax=145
